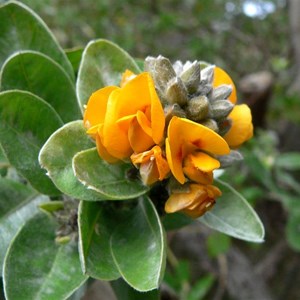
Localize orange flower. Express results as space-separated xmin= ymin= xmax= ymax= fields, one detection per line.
xmin=213 ymin=66 xmax=253 ymax=148
xmin=165 ymin=183 xmax=222 ymax=218
xmin=84 ymin=72 xmax=165 ymax=161
xmin=166 ymin=117 xmax=230 ymax=184
xmin=131 ymin=145 xmax=170 ymax=185
xmin=224 ymin=104 xmax=253 ymax=148
xmin=213 ymin=66 xmax=237 ymax=104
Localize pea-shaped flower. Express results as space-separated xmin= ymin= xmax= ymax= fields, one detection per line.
xmin=165 ymin=183 xmax=222 ymax=218
xmin=166 ymin=117 xmax=230 ymax=184
xmin=84 ymin=72 xmax=165 ymax=161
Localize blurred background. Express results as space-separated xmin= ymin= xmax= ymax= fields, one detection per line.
xmin=3 ymin=0 xmax=300 ymax=299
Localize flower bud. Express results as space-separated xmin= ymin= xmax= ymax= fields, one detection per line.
xmin=180 ymin=61 xmax=200 ymax=94
xmin=200 ymin=119 xmax=219 ymax=132
xmin=145 ymin=55 xmax=176 ymax=93
xmin=164 ymin=104 xmax=187 ymax=126
xmin=200 ymin=65 xmax=215 ymax=84
xmin=212 ymin=84 xmax=233 ymax=101
xmin=186 ymin=95 xmax=209 ymax=121
xmin=217 ymin=150 xmax=243 ymax=168
xmin=166 ymin=77 xmax=188 ymax=106
xmin=217 ymin=118 xmax=232 ymax=136
xmin=209 ymin=100 xmax=234 ymax=119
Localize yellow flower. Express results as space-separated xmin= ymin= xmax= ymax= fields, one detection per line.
xmin=224 ymin=104 xmax=253 ymax=148
xmin=165 ymin=183 xmax=222 ymax=218
xmin=165 ymin=117 xmax=230 ymax=184
xmin=131 ymin=145 xmax=170 ymax=185
xmin=84 ymin=72 xmax=165 ymax=161
xmin=213 ymin=66 xmax=237 ymax=104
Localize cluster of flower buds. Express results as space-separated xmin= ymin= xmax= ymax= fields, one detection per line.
xmin=145 ymin=56 xmax=234 ymax=136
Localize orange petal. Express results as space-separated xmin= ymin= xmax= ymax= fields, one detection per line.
xmin=165 ymin=184 xmax=204 ymax=213
xmin=185 ymin=152 xmax=220 ymax=172
xmin=213 ymin=66 xmax=237 ymax=104
xmin=148 ymin=75 xmax=165 ymax=144
xmin=128 ymin=117 xmax=154 ymax=153
xmin=95 ymin=133 xmax=118 ymax=163
xmin=116 ymin=114 xmax=136 ymax=133
xmin=136 ymin=110 xmax=152 ymax=137
xmin=168 ymin=117 xmax=230 ymax=156
xmin=153 ymin=147 xmax=170 ymax=180
xmin=165 ymin=184 xmax=221 ymax=218
xmin=166 ymin=117 xmax=229 ymax=183
xmin=223 ymin=104 xmax=253 ymax=148
xmin=83 ymin=86 xmax=118 ymax=129
xmin=166 ymin=137 xmax=186 ymax=184
xmin=120 ymin=70 xmax=136 ymax=87
xmin=113 ymin=73 xmax=153 ymax=117
xmin=103 ymin=89 xmax=132 ymax=159
xmin=183 ymin=153 xmax=215 ymax=184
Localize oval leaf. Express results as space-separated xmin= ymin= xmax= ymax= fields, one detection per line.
xmin=73 ymin=148 xmax=149 ymax=200
xmin=0 ymin=51 xmax=80 ymax=122
xmin=110 ymin=197 xmax=166 ymax=291
xmin=76 ymin=39 xmax=141 ymax=111
xmin=199 ymin=179 xmax=265 ymax=242
xmin=0 ymin=1 xmax=74 ymax=80
xmin=0 ymin=90 xmax=63 ymax=195
xmin=39 ymin=121 xmax=106 ymax=201
xmin=3 ymin=213 xmax=87 ymax=300
xmin=78 ymin=201 xmax=121 ymax=280
xmin=0 ymin=178 xmax=46 ymax=270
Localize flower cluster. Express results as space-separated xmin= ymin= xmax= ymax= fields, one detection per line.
xmin=84 ymin=56 xmax=253 ymax=218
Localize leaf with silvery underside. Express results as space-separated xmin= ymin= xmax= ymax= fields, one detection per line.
xmin=0 ymin=51 xmax=80 ymax=122
xmin=39 ymin=120 xmax=107 ymax=201
xmin=0 ymin=1 xmax=74 ymax=80
xmin=76 ymin=39 xmax=141 ymax=112
xmin=0 ymin=178 xmax=47 ymax=270
xmin=73 ymin=148 xmax=149 ymax=200
xmin=199 ymin=179 xmax=265 ymax=243
xmin=3 ymin=213 xmax=87 ymax=300
xmin=0 ymin=90 xmax=63 ymax=195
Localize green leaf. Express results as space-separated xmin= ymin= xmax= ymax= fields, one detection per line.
xmin=39 ymin=120 xmax=105 ymax=201
xmin=111 ymin=278 xmax=159 ymax=300
xmin=164 ymin=260 xmax=190 ymax=292
xmin=0 ymin=145 xmax=9 ymax=176
xmin=65 ymin=47 xmax=83 ymax=76
xmin=39 ymin=201 xmax=64 ymax=214
xmin=206 ymin=232 xmax=231 ymax=258
xmin=78 ymin=201 xmax=121 ymax=280
xmin=76 ymin=39 xmax=141 ymax=112
xmin=275 ymin=152 xmax=300 ymax=171
xmin=187 ymin=275 xmax=215 ymax=300
xmin=0 ymin=51 xmax=80 ymax=122
xmin=0 ymin=178 xmax=46 ymax=270
xmin=0 ymin=90 xmax=63 ymax=195
xmin=199 ymin=179 xmax=265 ymax=243
xmin=73 ymin=148 xmax=149 ymax=200
xmin=162 ymin=212 xmax=193 ymax=231
xmin=3 ymin=213 xmax=87 ymax=300
xmin=286 ymin=213 xmax=300 ymax=252
xmin=110 ymin=197 xmax=166 ymax=291
xmin=0 ymin=1 xmax=74 ymax=80
xmin=244 ymin=151 xmax=276 ymax=191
